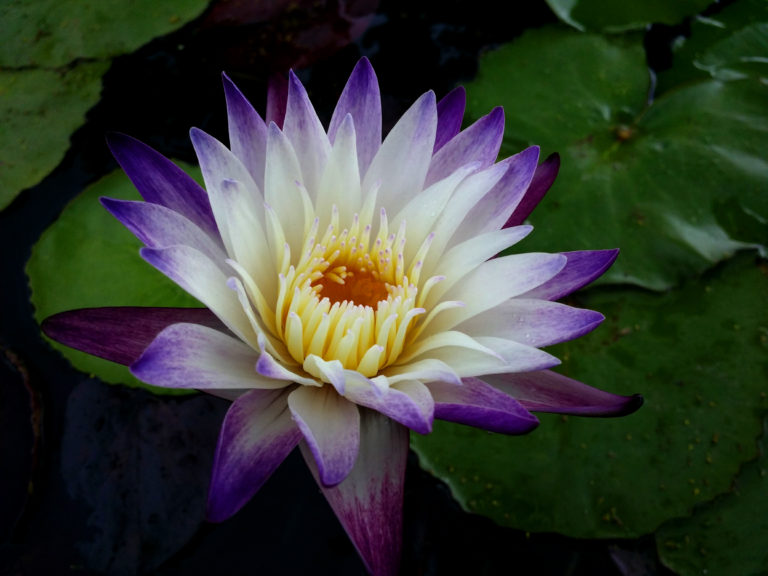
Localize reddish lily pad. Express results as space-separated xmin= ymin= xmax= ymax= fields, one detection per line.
xmin=467 ymin=27 xmax=767 ymax=290
xmin=411 ymin=254 xmax=768 ymax=538
xmin=27 ymin=168 xmax=201 ymax=393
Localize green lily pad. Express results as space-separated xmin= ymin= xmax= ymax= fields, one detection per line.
xmin=658 ymin=0 xmax=768 ymax=92
xmin=0 ymin=62 xmax=108 ymax=211
xmin=467 ymin=27 xmax=767 ymax=290
xmin=545 ymin=0 xmax=712 ymax=32
xmin=27 ymin=168 xmax=201 ymax=393
xmin=412 ymin=254 xmax=768 ymax=538
xmin=0 ymin=0 xmax=210 ymax=68
xmin=656 ymin=416 xmax=768 ymax=576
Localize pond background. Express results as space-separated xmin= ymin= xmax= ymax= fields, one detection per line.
xmin=1 ymin=0 xmax=766 ymax=574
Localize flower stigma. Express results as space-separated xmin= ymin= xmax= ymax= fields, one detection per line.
xmin=258 ymin=204 xmax=439 ymax=378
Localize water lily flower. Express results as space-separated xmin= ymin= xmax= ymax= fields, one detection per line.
xmin=42 ymin=58 xmax=642 ymax=575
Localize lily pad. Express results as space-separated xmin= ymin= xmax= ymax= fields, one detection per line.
xmin=411 ymin=254 xmax=768 ymax=538
xmin=0 ymin=62 xmax=108 ymax=211
xmin=467 ymin=27 xmax=767 ymax=290
xmin=545 ymin=0 xmax=712 ymax=32
xmin=27 ymin=168 xmax=201 ymax=392
xmin=0 ymin=0 xmax=210 ymax=68
xmin=655 ymin=416 xmax=768 ymax=576
xmin=657 ymin=0 xmax=768 ymax=92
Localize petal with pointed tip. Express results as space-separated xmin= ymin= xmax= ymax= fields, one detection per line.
xmin=521 ymin=249 xmax=619 ymax=301
xmin=140 ymin=245 xmax=254 ymax=346
xmin=41 ymin=307 xmax=221 ymax=366
xmin=425 ymin=106 xmax=504 ymax=187
xmin=453 ymin=146 xmax=540 ymax=243
xmin=266 ymin=72 xmax=288 ymax=128
xmin=362 ymin=91 xmax=437 ymax=214
xmin=131 ymin=323 xmax=285 ymax=390
xmin=429 ymin=378 xmax=539 ymax=434
xmin=344 ymin=376 xmax=434 ymax=434
xmin=504 ymin=152 xmax=560 ymax=227
xmin=485 ymin=369 xmax=644 ymax=416
xmin=329 ymin=57 xmax=381 ymax=176
xmin=283 ymin=70 xmax=331 ymax=196
xmin=434 ymin=86 xmax=466 ymax=153
xmin=425 ymin=252 xmax=567 ymax=333
xmin=100 ymin=198 xmax=226 ymax=266
xmin=288 ymin=386 xmax=360 ymax=487
xmin=457 ymin=298 xmax=604 ymax=347
xmin=223 ymin=72 xmax=268 ymax=190
xmin=207 ymin=388 xmax=301 ymax=522
xmin=300 ymin=409 xmax=407 ymax=576
xmin=106 ymin=133 xmax=217 ymax=236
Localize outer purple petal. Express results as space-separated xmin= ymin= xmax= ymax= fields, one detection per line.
xmin=328 ymin=57 xmax=382 ymax=176
xmin=343 ymin=378 xmax=434 ymax=434
xmin=485 ymin=370 xmax=643 ymax=416
xmin=447 ymin=146 xmax=539 ymax=245
xmin=457 ymin=298 xmax=604 ymax=347
xmin=105 ymin=133 xmax=217 ymax=237
xmin=100 ymin=198 xmax=226 ymax=265
xmin=428 ymin=378 xmax=539 ymax=434
xmin=283 ymin=70 xmax=331 ymax=195
xmin=207 ymin=388 xmax=301 ymax=522
xmin=521 ymin=249 xmax=619 ymax=301
xmin=504 ymin=152 xmax=560 ymax=227
xmin=425 ymin=106 xmax=504 ymax=187
xmin=41 ymin=307 xmax=222 ymax=366
xmin=300 ymin=409 xmax=407 ymax=576
xmin=288 ymin=386 xmax=360 ymax=487
xmin=434 ymin=86 xmax=466 ymax=153
xmin=362 ymin=90 xmax=437 ymax=213
xmin=222 ymin=72 xmax=268 ymax=190
xmin=266 ymin=71 xmax=288 ymax=129
xmin=130 ymin=323 xmax=285 ymax=390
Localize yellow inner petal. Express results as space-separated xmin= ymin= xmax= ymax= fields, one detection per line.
xmin=269 ymin=207 xmax=427 ymax=377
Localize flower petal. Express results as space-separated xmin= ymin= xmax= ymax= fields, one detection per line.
xmin=504 ymin=152 xmax=560 ymax=227
xmin=485 ymin=370 xmax=644 ymax=416
xmin=106 ymin=133 xmax=217 ymax=237
xmin=434 ymin=86 xmax=466 ymax=153
xmin=283 ymin=70 xmax=331 ymax=197
xmin=452 ymin=146 xmax=540 ymax=244
xmin=266 ymin=71 xmax=288 ymax=129
xmin=424 ymin=252 xmax=567 ymax=333
xmin=425 ymin=106 xmax=504 ymax=187
xmin=41 ymin=307 xmax=222 ymax=366
xmin=457 ymin=298 xmax=604 ymax=347
xmin=189 ymin=127 xmax=264 ymax=256
xmin=427 ymin=225 xmax=533 ymax=302
xmin=130 ymin=322 xmax=285 ymax=389
xmin=140 ymin=245 xmax=255 ymax=347
xmin=344 ymin=376 xmax=434 ymax=434
xmin=100 ymin=198 xmax=227 ymax=266
xmin=362 ymin=90 xmax=437 ymax=213
xmin=316 ymin=114 xmax=362 ymax=225
xmin=223 ymin=72 xmax=268 ymax=190
xmin=328 ymin=57 xmax=381 ymax=176
xmin=300 ymin=409 xmax=407 ymax=576
xmin=429 ymin=377 xmax=539 ymax=434
xmin=264 ymin=123 xmax=312 ymax=253
xmin=207 ymin=387 xmax=301 ymax=522
xmin=521 ymin=249 xmax=619 ymax=301
xmin=288 ymin=386 xmax=360 ymax=487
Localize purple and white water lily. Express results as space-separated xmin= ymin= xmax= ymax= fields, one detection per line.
xmin=43 ymin=58 xmax=641 ymax=575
